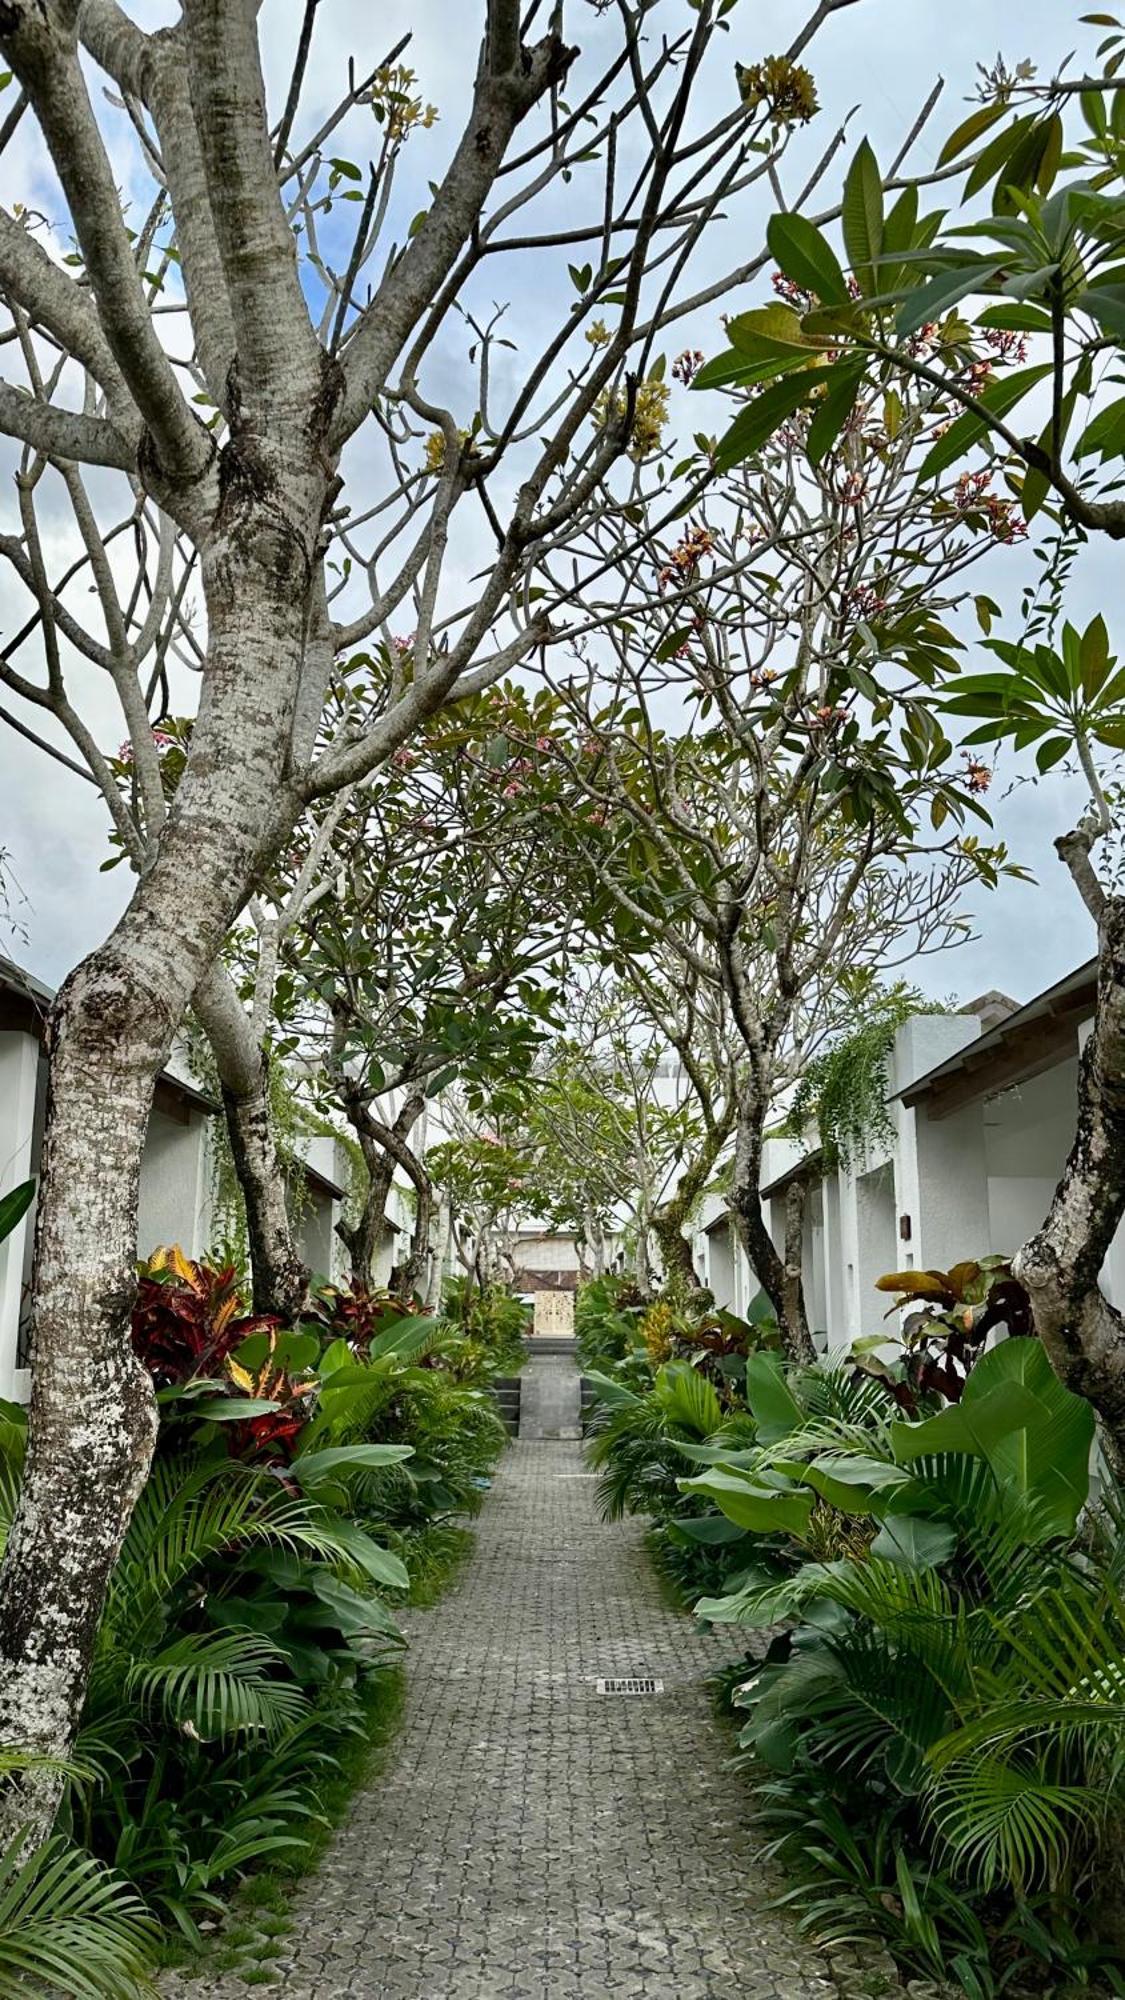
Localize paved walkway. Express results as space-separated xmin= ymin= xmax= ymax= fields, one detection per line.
xmin=169 ymin=1387 xmax=906 ymax=1997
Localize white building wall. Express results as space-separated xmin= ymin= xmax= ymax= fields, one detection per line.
xmin=136 ymin=1108 xmax=211 ymax=1261
xmin=0 ymin=1030 xmax=40 ymax=1402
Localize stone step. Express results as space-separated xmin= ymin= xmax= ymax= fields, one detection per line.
xmin=526 ymin=1336 xmax=577 ymax=1357
xmin=489 ymin=1378 xmax=522 ymax=1436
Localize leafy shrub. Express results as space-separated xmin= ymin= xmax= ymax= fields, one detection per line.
xmin=439 ymin=1277 xmax=529 ymax=1376
xmin=0 ymin=1251 xmax=510 ymax=1967
xmin=575 ymin=1273 xmax=646 ymax=1373
xmin=587 ymin=1308 xmax=1125 ymax=1994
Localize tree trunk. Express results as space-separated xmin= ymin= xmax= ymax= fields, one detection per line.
xmin=633 ymin=1219 xmax=653 ymax=1298
xmin=337 ymin=1141 xmax=395 ymax=1292
xmin=194 ymin=962 xmax=308 ymax=1318
xmin=782 ymin=1169 xmax=817 ymax=1360
xmin=654 ymin=1200 xmax=697 ymax=1284
xmin=653 ymin=1125 xmax=728 ymax=1288
xmin=338 ymin=1092 xmax=426 ymax=1297
xmin=582 ymin=1204 xmax=606 ymax=1280
xmin=393 ymin=1165 xmax=434 ymax=1304
xmin=0 ymin=425 xmax=333 ymax=1842
xmin=1016 ymin=899 xmax=1125 ymax=1473
xmin=729 ymin=1088 xmax=816 ymax=1364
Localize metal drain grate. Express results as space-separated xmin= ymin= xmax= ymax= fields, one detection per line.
xmin=594 ymin=1676 xmax=664 ymax=1696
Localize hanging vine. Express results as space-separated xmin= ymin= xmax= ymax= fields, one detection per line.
xmin=787 ymin=985 xmax=949 ymax=1170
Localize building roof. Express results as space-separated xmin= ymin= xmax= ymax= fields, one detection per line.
xmin=759 ymin=1147 xmax=825 ymax=1201
xmin=303 ymin=1161 xmax=348 ymax=1202
xmin=897 ymin=959 xmax=1097 ymax=1119
xmin=1 ymin=954 xmax=223 ymax=1118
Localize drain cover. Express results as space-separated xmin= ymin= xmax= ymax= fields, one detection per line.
xmin=594 ymin=1677 xmax=664 ymax=1696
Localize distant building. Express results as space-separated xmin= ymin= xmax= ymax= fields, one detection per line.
xmin=691 ymin=962 xmax=1116 ymax=1347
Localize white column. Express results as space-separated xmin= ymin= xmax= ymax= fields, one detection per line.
xmin=0 ymin=1032 xmax=41 ymax=1403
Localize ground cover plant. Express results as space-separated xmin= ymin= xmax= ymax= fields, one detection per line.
xmin=582 ymin=1272 xmax=1125 ymax=1997
xmin=0 ymin=1250 xmax=511 ymax=1993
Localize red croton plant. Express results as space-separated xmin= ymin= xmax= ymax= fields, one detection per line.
xmin=857 ymin=1256 xmax=1034 ymax=1414
xmin=132 ymin=1250 xmax=421 ymax=1461
xmin=132 ymin=1245 xmax=280 ymax=1387
xmin=132 ymin=1246 xmax=312 ymax=1460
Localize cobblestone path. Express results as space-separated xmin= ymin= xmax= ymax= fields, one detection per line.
xmin=169 ymin=1402 xmax=906 ymax=1998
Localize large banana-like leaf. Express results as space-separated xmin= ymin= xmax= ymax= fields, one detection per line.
xmin=678 ymin=1464 xmax=815 ymax=1539
xmin=745 ymin=1353 xmax=804 ymax=1442
xmin=890 ymin=1339 xmax=1094 ymax=1538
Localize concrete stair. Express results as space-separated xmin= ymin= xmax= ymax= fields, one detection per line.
xmin=490 ymin=1375 xmax=522 ymax=1437
xmin=524 ymin=1336 xmax=577 ymax=1358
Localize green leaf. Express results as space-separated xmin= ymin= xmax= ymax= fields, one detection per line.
xmin=745 ymin=1353 xmax=804 ymax=1442
xmin=677 ymin=1465 xmax=815 ymax=1540
xmin=672 ymin=1513 xmax=749 ymax=1545
xmin=714 ymin=370 xmax=817 ymax=471
xmin=324 ymin=1516 xmax=411 ymax=1591
xmin=916 ymin=362 xmax=1052 ymax=479
xmin=767 ymin=212 xmax=850 ymax=304
xmin=938 ymin=101 xmax=1009 ymax=166
xmin=1078 ymin=283 xmax=1125 ymax=339
xmin=806 ymin=357 xmax=864 ymax=466
xmin=0 ymin=1180 xmax=34 ymax=1247
xmin=292 ymin=1443 xmax=414 ymax=1478
xmin=842 ymin=139 xmax=884 ymax=295
xmin=798 ymin=1451 xmax=912 ymax=1515
xmin=890 ymin=1338 xmax=1094 ymax=1538
xmin=897 ymin=260 xmax=1003 ymax=337
xmin=870 ymin=1514 xmax=957 ymax=1570
xmin=196 ymin=1397 xmax=282 ymax=1421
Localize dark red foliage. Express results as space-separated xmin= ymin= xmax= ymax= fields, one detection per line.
xmin=308 ymin=1282 xmax=415 ymax=1352
xmin=131 ymin=1247 xmax=281 ymax=1390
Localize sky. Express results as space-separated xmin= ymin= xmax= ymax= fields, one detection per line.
xmin=0 ymin=0 xmax=1112 ymax=1009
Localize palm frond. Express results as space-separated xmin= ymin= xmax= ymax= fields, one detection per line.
xmin=125 ymin=1630 xmax=307 ymax=1742
xmin=0 ymin=1833 xmax=156 ymax=1999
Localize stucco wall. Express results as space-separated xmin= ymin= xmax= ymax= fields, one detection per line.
xmin=0 ymin=1030 xmax=39 ymax=1401
xmin=136 ymin=1107 xmax=211 ymax=1260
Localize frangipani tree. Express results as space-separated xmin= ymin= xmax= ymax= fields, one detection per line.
xmin=270 ymin=687 xmax=572 ymax=1299
xmin=0 ymin=0 xmax=883 ymax=1826
xmin=519 ymin=974 xmax=705 ymax=1294
xmin=703 ymin=19 xmax=1125 ymax=1458
xmin=538 ymin=367 xmax=1026 ymax=1355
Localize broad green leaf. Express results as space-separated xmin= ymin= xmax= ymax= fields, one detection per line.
xmin=806 ymin=357 xmax=864 ymax=466
xmin=768 ymin=211 xmax=850 ymax=304
xmin=842 ymin=139 xmax=884 ymax=295
xmin=0 ymin=1179 xmax=34 ymax=1246
xmin=745 ymin=1353 xmax=804 ymax=1441
xmin=917 ymin=362 xmax=1052 ymax=480
xmin=325 ymin=1516 xmax=411 ymax=1591
xmin=196 ymin=1397 xmax=282 ymax=1420
xmin=870 ymin=1514 xmax=957 ymax=1570
xmin=798 ymin=1451 xmax=912 ymax=1516
xmin=714 ymin=370 xmax=818 ymax=471
xmin=897 ymin=260 xmax=1003 ymax=337
xmin=678 ymin=1465 xmax=815 ymax=1539
xmin=890 ymin=1338 xmax=1094 ymax=1538
xmin=292 ymin=1443 xmax=414 ymax=1477
xmin=671 ymin=1513 xmax=749 ymax=1545
xmin=938 ymin=101 xmax=1009 ymax=166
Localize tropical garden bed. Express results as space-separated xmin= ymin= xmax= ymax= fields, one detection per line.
xmin=580 ymin=1272 xmax=1125 ymax=2000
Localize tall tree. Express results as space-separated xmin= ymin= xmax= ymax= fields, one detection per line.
xmin=273 ymin=689 xmax=570 ymax=1297
xmin=0 ymin=0 xmax=868 ymax=1828
xmin=542 ymin=353 xmax=1026 ymax=1354
xmin=708 ymin=23 xmax=1125 ymax=1452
